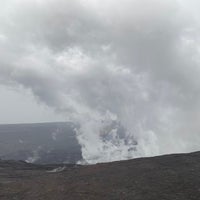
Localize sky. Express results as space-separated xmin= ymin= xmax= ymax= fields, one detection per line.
xmin=1 ymin=0 xmax=200 ymax=163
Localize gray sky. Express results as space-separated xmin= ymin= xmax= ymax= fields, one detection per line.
xmin=0 ymin=85 xmax=64 ymax=124
xmin=1 ymin=0 xmax=200 ymax=162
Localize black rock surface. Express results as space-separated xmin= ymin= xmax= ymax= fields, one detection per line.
xmin=0 ymin=151 xmax=200 ymax=200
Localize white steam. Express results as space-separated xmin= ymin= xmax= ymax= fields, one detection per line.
xmin=1 ymin=0 xmax=200 ymax=163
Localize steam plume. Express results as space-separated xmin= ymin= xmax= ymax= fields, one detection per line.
xmin=1 ymin=0 xmax=200 ymax=163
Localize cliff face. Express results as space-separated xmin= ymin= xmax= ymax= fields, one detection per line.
xmin=0 ymin=122 xmax=82 ymax=164
xmin=1 ymin=151 xmax=200 ymax=200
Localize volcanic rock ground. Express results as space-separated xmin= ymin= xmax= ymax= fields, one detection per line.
xmin=0 ymin=152 xmax=200 ymax=200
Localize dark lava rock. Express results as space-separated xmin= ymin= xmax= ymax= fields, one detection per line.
xmin=0 ymin=122 xmax=82 ymax=164
xmin=1 ymin=151 xmax=200 ymax=200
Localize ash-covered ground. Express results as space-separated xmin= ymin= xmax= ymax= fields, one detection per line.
xmin=0 ymin=151 xmax=200 ymax=200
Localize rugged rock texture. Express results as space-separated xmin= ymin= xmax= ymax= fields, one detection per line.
xmin=1 ymin=151 xmax=200 ymax=200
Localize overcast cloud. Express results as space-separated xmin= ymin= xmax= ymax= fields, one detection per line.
xmin=1 ymin=0 xmax=200 ymax=163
